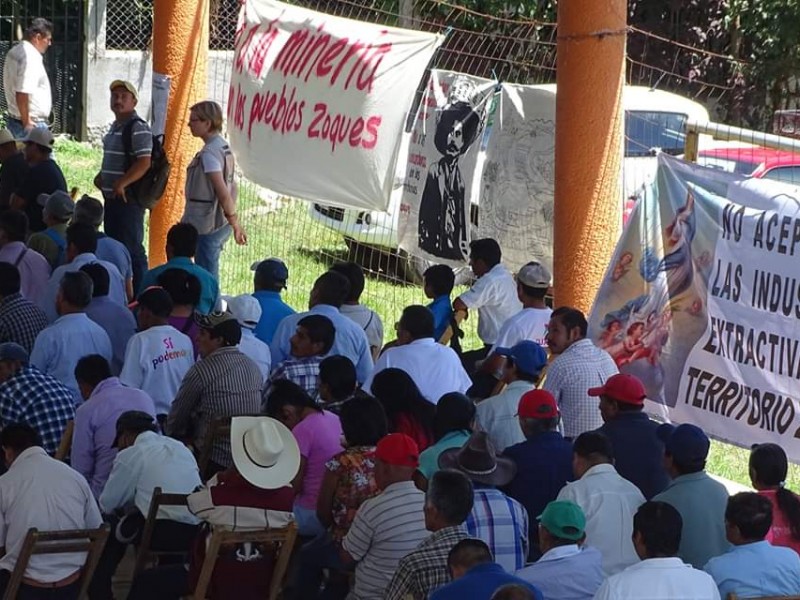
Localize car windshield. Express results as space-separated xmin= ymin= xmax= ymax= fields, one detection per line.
xmin=625 ymin=111 xmax=688 ymax=157
xmin=696 ymin=156 xmax=760 ymax=175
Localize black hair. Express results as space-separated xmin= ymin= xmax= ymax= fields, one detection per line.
xmin=505 ymin=355 xmax=541 ymax=382
xmin=0 ymin=210 xmax=28 ymax=242
xmin=79 ymin=263 xmax=110 ymax=297
xmin=491 ymin=584 xmax=537 ymax=600
xmin=726 ymin=492 xmax=773 ymax=541
xmin=399 ymin=305 xmax=435 ymax=340
xmin=427 ymin=469 xmax=475 ymax=525
xmin=423 ymin=264 xmax=455 ymax=297
xmin=297 ymin=314 xmax=335 ymax=355
xmin=319 ymin=355 xmax=356 ymax=401
xmin=74 ymin=354 xmax=112 ymax=387
xmin=26 ymin=18 xmax=53 ymax=39
xmin=157 ymin=268 xmax=202 ymax=307
xmin=0 ymin=262 xmax=21 ymax=296
xmin=518 ymin=281 xmax=548 ymax=300
xmin=633 ymin=501 xmax=683 ymax=558
xmin=329 ymin=262 xmax=365 ymax=302
xmin=434 ymin=102 xmax=481 ymax=156
xmin=66 ymin=222 xmax=98 ymax=255
xmin=340 ymin=395 xmax=388 ymax=447
xmin=312 ymin=271 xmax=350 ymax=308
xmin=265 ymin=379 xmax=321 ymax=417
xmin=551 ymin=306 xmax=588 ymax=338
xmin=573 ymin=431 xmax=614 ymax=463
xmin=59 ymin=271 xmax=93 ymax=308
xmin=0 ymin=423 xmax=42 ymax=452
xmin=520 ymin=416 xmax=560 ymax=437
xmin=670 ymin=455 xmax=706 ymax=476
xmin=433 ymin=392 xmax=475 ymax=441
xmin=167 ymin=223 xmax=198 ymax=257
xmin=750 ymin=443 xmax=800 ymax=540
xmin=447 ymin=538 xmax=492 ymax=570
xmin=469 ymin=238 xmax=502 ymax=268
xmin=371 ymin=368 xmax=435 ymax=441
xmin=73 ymin=196 xmax=104 ymax=228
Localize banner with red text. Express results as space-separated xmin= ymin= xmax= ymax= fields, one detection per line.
xmin=397 ymin=70 xmax=496 ymax=264
xmin=589 ymin=153 xmax=800 ymax=461
xmin=228 ymin=0 xmax=442 ymax=211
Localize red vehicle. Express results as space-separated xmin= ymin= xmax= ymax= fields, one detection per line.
xmin=697 ymin=145 xmax=800 ymax=184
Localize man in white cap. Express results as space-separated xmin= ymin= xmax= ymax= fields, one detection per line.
xmin=95 ymin=80 xmax=152 ymax=290
xmin=127 ymin=415 xmax=299 ymax=598
xmin=9 ymin=127 xmax=66 ymax=233
xmin=0 ymin=129 xmax=28 ymax=208
xmin=222 ymin=293 xmax=271 ymax=380
xmin=27 ymin=190 xmax=73 ymax=268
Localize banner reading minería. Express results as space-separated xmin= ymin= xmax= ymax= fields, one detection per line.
xmin=590 ymin=153 xmax=800 ymax=461
xmin=228 ymin=0 xmax=443 ymax=211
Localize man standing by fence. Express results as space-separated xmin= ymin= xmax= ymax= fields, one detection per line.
xmin=95 ymin=80 xmax=152 ymax=290
xmin=2 ymin=18 xmax=53 ymax=139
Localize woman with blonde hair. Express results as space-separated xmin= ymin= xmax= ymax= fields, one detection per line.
xmin=182 ymin=100 xmax=246 ymax=279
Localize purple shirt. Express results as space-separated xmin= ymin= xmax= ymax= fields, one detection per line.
xmin=0 ymin=241 xmax=49 ymax=302
xmin=292 ymin=410 xmax=343 ymax=510
xmin=71 ymin=377 xmax=156 ymax=497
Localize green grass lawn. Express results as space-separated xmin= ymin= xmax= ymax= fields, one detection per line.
xmin=54 ymin=138 xmax=800 ymax=490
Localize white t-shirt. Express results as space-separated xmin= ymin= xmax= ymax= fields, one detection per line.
xmin=119 ymin=324 xmax=195 ymax=415
xmin=490 ymin=306 xmax=552 ymax=352
xmin=458 ymin=263 xmax=522 ymax=345
xmin=237 ymin=329 xmax=271 ymax=382
xmin=3 ymin=41 xmax=51 ymax=121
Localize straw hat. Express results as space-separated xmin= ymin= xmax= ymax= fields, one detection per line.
xmin=230 ymin=416 xmax=300 ymax=489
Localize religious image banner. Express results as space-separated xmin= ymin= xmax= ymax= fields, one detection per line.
xmin=229 ymin=0 xmax=443 ymax=211
xmin=590 ymin=153 xmax=800 ymax=461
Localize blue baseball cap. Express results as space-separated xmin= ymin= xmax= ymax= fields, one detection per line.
xmin=0 ymin=342 xmax=29 ymax=363
xmin=494 ymin=341 xmax=547 ymax=377
xmin=250 ymin=258 xmax=289 ymax=288
xmin=657 ymin=423 xmax=710 ymax=465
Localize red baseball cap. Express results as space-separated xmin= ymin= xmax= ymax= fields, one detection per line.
xmin=588 ymin=373 xmax=646 ymax=406
xmin=375 ymin=433 xmax=420 ymax=468
xmin=517 ymin=390 xmax=559 ymax=419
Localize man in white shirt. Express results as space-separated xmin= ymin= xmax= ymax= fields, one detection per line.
xmin=2 ymin=18 xmax=53 ymax=138
xmin=543 ymin=307 xmax=618 ymax=438
xmin=556 ymin=431 xmax=644 ymax=575
xmin=454 ymin=238 xmax=522 ymax=371
xmin=364 ymin=305 xmax=470 ymax=404
xmin=91 ymin=411 xmax=201 ymax=598
xmin=0 ymin=423 xmax=102 ymax=595
xmin=120 ymin=286 xmax=195 ymax=418
xmin=594 ymin=501 xmax=720 ymax=600
xmin=221 ymin=293 xmax=271 ymax=381
xmin=475 ymin=341 xmax=547 ymax=452
xmin=330 ymin=262 xmax=384 ymax=359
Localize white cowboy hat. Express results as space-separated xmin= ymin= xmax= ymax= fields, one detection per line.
xmin=230 ymin=416 xmax=300 ymax=489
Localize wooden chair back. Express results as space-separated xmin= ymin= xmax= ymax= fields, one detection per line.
xmin=133 ymin=487 xmax=191 ymax=577
xmin=2 ymin=524 xmax=109 ymax=600
xmin=54 ymin=420 xmax=75 ymax=461
xmin=191 ymin=522 xmax=298 ymax=600
xmin=438 ymin=309 xmax=467 ymax=346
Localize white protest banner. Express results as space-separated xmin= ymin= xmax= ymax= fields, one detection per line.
xmin=397 ymin=70 xmax=496 ymax=264
xmin=589 ymin=153 xmax=800 ymax=461
xmin=228 ymin=0 xmax=443 ymax=211
xmin=479 ymin=83 xmax=557 ymax=272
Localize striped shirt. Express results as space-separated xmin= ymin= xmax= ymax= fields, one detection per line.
xmin=166 ymin=346 xmax=263 ymax=467
xmin=100 ymin=112 xmax=152 ymax=196
xmin=466 ymin=487 xmax=530 ymax=572
xmin=543 ymin=338 xmax=618 ymax=438
xmin=385 ymin=525 xmax=469 ymax=600
xmin=343 ymin=480 xmax=428 ymax=600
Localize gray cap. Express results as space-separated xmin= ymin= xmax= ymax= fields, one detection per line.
xmin=0 ymin=342 xmax=29 ymax=363
xmin=517 ymin=261 xmax=552 ymax=289
xmin=38 ymin=190 xmax=75 ymax=220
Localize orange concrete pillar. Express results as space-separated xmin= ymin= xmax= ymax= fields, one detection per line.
xmin=149 ymin=0 xmax=209 ymax=266
xmin=553 ymin=1 xmax=626 ymax=313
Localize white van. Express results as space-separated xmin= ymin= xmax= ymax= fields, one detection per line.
xmin=309 ymin=85 xmax=710 ymax=278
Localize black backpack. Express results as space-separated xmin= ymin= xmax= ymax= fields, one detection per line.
xmin=122 ymin=117 xmax=171 ymax=210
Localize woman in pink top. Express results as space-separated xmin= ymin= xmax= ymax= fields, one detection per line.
xmin=266 ymin=379 xmax=343 ymax=536
xmin=750 ymin=443 xmax=800 ymax=555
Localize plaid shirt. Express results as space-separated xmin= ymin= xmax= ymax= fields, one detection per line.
xmin=384 ymin=526 xmax=469 ymax=600
xmin=0 ymin=365 xmax=75 ymax=454
xmin=265 ymin=356 xmax=322 ymax=400
xmin=0 ymin=293 xmax=48 ymax=354
xmin=466 ymin=487 xmax=530 ymax=572
xmin=543 ymin=338 xmax=619 ymax=438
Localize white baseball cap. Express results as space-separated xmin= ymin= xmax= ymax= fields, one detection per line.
xmin=220 ymin=294 xmax=262 ymax=329
xmin=517 ymin=261 xmax=552 ymax=289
